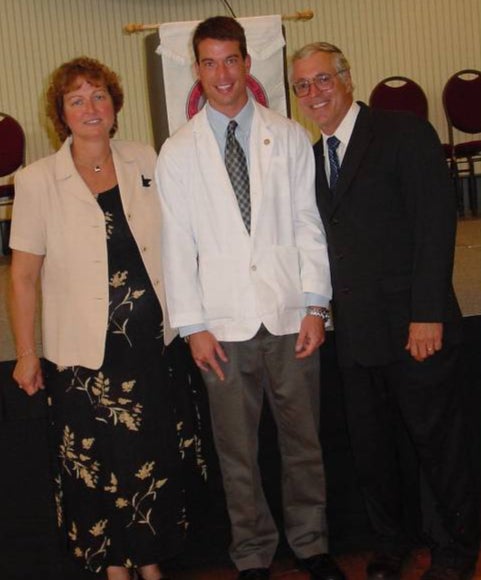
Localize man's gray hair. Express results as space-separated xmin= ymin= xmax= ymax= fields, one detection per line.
xmin=291 ymin=42 xmax=351 ymax=77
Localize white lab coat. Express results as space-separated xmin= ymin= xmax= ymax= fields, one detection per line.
xmin=156 ymin=101 xmax=331 ymax=342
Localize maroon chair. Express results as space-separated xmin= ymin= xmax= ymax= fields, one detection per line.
xmin=369 ymin=76 xmax=429 ymax=120
xmin=0 ymin=112 xmax=26 ymax=254
xmin=369 ymin=76 xmax=461 ymax=215
xmin=443 ymin=69 xmax=481 ymax=217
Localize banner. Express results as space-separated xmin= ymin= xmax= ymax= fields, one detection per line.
xmin=156 ymin=15 xmax=287 ymax=136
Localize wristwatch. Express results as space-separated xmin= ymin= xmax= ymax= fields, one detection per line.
xmin=306 ymin=305 xmax=330 ymax=323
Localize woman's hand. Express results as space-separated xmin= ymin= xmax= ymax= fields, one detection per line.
xmin=13 ymin=354 xmax=44 ymax=396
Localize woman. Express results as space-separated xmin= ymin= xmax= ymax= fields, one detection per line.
xmin=9 ymin=56 xmax=198 ymax=580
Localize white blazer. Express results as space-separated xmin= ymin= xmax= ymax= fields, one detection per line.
xmin=156 ymin=101 xmax=332 ymax=342
xmin=10 ymin=138 xmax=176 ymax=369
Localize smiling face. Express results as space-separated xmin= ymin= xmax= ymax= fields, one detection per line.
xmin=62 ymin=77 xmax=115 ymax=142
xmin=292 ymin=51 xmax=353 ymax=135
xmin=195 ymin=38 xmax=251 ymax=118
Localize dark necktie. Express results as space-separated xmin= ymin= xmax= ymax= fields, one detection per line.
xmin=225 ymin=120 xmax=251 ymax=233
xmin=327 ymin=135 xmax=341 ymax=190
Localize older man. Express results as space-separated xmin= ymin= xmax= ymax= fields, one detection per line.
xmin=291 ymin=42 xmax=480 ymax=580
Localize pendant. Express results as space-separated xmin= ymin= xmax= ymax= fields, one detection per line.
xmin=94 ymin=165 xmax=101 ymax=173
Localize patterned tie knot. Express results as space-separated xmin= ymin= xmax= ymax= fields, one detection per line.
xmin=227 ymin=119 xmax=238 ymax=136
xmin=327 ymin=135 xmax=340 ymax=153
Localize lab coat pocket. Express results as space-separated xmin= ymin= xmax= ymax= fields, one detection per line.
xmin=257 ymin=246 xmax=304 ymax=312
xmin=199 ymin=255 xmax=237 ymax=320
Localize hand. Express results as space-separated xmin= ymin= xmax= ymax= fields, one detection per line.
xmin=13 ymin=355 xmax=44 ymax=396
xmin=295 ymin=315 xmax=326 ymax=359
xmin=405 ymin=322 xmax=443 ymax=362
xmin=188 ymin=330 xmax=228 ymax=381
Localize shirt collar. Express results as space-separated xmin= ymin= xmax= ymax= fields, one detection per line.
xmin=206 ymin=97 xmax=254 ymax=141
xmin=323 ymin=101 xmax=360 ymax=148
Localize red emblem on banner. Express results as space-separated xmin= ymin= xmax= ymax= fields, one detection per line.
xmin=186 ymin=74 xmax=269 ymax=119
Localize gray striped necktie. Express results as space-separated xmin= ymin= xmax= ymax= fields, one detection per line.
xmin=225 ymin=120 xmax=251 ymax=233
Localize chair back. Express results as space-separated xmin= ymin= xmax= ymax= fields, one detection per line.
xmin=442 ymin=69 xmax=481 ymax=135
xmin=369 ymin=76 xmax=428 ymax=120
xmin=0 ymin=113 xmax=25 ymax=178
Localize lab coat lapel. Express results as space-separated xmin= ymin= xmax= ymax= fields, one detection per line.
xmin=249 ymin=106 xmax=273 ymax=235
xmin=193 ymin=110 xmax=250 ymax=232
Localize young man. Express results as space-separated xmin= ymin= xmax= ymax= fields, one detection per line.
xmin=291 ymin=42 xmax=480 ymax=580
xmin=156 ymin=16 xmax=345 ymax=580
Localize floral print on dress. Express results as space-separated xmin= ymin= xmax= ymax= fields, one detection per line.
xmin=70 ymin=519 xmax=111 ymax=573
xmin=105 ymin=211 xmax=114 ymax=239
xmin=46 ymin=185 xmax=206 ymax=573
xmin=109 ymin=270 xmax=146 ymax=347
xmin=61 ymin=366 xmax=143 ymax=431
xmin=59 ymin=425 xmax=100 ymax=489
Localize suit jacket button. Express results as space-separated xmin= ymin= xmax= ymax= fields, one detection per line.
xmin=340 ymin=287 xmax=351 ymax=294
xmin=331 ymin=217 xmax=339 ymax=225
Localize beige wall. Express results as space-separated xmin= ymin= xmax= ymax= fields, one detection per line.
xmin=1 ymin=0 xmax=480 ymax=163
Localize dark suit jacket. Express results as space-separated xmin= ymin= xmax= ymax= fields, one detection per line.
xmin=314 ymin=102 xmax=462 ymax=367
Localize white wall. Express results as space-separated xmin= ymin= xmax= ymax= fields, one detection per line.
xmin=1 ymin=0 xmax=480 ymax=163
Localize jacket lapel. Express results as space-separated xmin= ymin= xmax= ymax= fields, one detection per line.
xmin=112 ymin=142 xmax=138 ymax=215
xmin=249 ymin=103 xmax=274 ymax=234
xmin=192 ymin=106 xmax=271 ymax=236
xmin=193 ymin=109 xmax=244 ymax=216
xmin=55 ymin=138 xmax=98 ymax=205
xmin=331 ymin=103 xmax=373 ymax=213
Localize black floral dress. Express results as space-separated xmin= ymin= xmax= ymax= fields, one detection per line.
xmin=44 ymin=185 xmax=205 ymax=573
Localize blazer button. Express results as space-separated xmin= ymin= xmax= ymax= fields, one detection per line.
xmin=340 ymin=287 xmax=351 ymax=294
xmin=331 ymin=217 xmax=339 ymax=225
xmin=336 ymin=253 xmax=344 ymax=260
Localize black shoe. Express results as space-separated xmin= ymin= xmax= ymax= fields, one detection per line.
xmin=421 ymin=564 xmax=474 ymax=580
xmin=366 ymin=552 xmax=406 ymax=580
xmin=297 ymin=553 xmax=346 ymax=580
xmin=135 ymin=573 xmax=170 ymax=580
xmin=237 ymin=568 xmax=270 ymax=579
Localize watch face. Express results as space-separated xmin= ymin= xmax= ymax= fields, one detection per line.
xmin=320 ymin=311 xmax=330 ymax=321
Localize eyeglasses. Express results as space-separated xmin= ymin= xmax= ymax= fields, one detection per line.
xmin=292 ymin=70 xmax=346 ymax=97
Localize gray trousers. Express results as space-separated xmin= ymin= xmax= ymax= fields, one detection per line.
xmin=201 ymin=326 xmax=328 ymax=570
